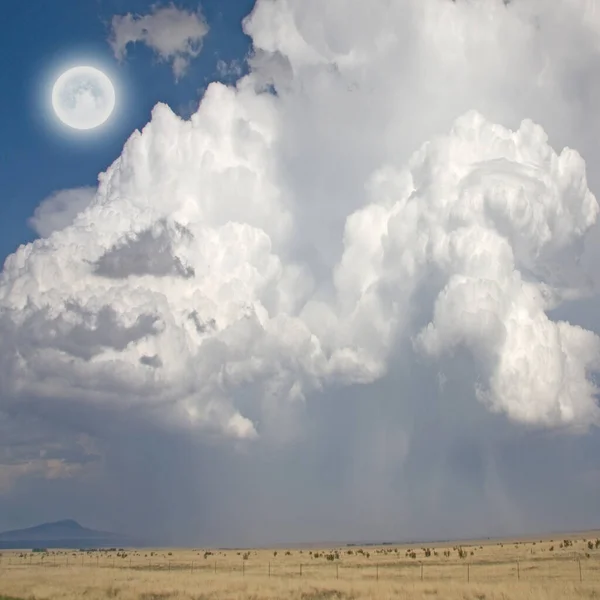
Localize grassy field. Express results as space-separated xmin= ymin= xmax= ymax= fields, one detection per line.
xmin=1 ymin=532 xmax=600 ymax=599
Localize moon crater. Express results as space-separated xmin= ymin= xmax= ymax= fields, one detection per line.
xmin=52 ymin=66 xmax=115 ymax=130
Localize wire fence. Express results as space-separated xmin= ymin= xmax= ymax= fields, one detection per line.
xmin=1 ymin=553 xmax=599 ymax=583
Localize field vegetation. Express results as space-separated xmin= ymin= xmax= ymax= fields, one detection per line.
xmin=1 ymin=532 xmax=600 ymax=599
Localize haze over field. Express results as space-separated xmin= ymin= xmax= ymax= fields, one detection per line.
xmin=2 ymin=0 xmax=600 ymax=548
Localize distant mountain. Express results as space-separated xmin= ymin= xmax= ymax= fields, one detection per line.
xmin=0 ymin=519 xmax=140 ymax=549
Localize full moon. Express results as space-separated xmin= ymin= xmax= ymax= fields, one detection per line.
xmin=51 ymin=66 xmax=115 ymax=130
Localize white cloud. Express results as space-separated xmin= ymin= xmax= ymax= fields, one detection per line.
xmin=28 ymin=187 xmax=96 ymax=238
xmin=109 ymin=5 xmax=209 ymax=80
xmin=5 ymin=0 xmax=600 ymax=435
xmin=2 ymin=108 xmax=598 ymax=442
xmin=3 ymin=0 xmax=600 ymax=541
xmin=352 ymin=111 xmax=600 ymax=427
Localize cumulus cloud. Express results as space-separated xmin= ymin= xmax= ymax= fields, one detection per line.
xmin=3 ymin=0 xmax=600 ymax=543
xmin=349 ymin=111 xmax=600 ymax=427
xmin=109 ymin=5 xmax=209 ymax=80
xmin=3 ymin=103 xmax=598 ymax=441
xmin=28 ymin=187 xmax=96 ymax=238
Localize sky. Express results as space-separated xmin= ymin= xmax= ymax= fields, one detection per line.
xmin=1 ymin=0 xmax=600 ymax=548
xmin=0 ymin=0 xmax=254 ymax=263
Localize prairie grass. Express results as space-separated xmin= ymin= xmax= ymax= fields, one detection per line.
xmin=1 ymin=531 xmax=599 ymax=599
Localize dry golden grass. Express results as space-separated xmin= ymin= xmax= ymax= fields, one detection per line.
xmin=1 ymin=532 xmax=600 ymax=599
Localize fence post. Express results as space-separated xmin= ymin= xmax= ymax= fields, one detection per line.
xmin=376 ymin=564 xmax=379 ymax=581
xmin=268 ymin=561 xmax=271 ymax=577
xmin=421 ymin=562 xmax=423 ymax=581
xmin=579 ymin=559 xmax=582 ymax=582
xmin=242 ymin=560 xmax=245 ymax=576
xmin=517 ymin=561 xmax=520 ymax=580
xmin=467 ymin=563 xmax=470 ymax=582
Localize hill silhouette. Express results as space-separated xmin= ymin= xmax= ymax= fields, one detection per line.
xmin=0 ymin=519 xmax=135 ymax=549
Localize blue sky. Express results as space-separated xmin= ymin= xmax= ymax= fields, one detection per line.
xmin=0 ymin=0 xmax=254 ymax=264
